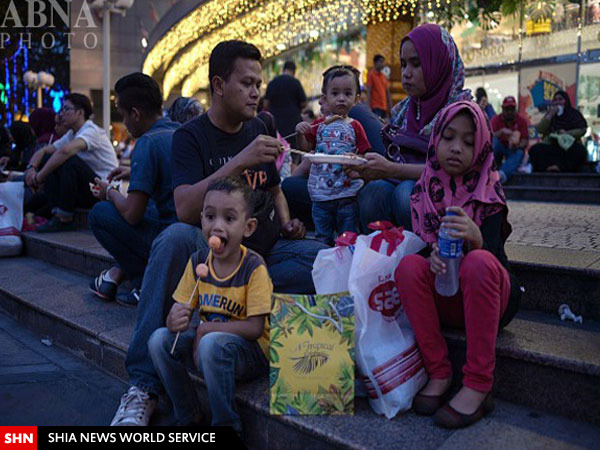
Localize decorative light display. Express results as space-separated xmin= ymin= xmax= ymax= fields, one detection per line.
xmin=49 ymin=89 xmax=65 ymax=114
xmin=143 ymin=0 xmax=464 ymax=99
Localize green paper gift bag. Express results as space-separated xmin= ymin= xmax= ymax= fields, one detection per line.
xmin=269 ymin=293 xmax=355 ymax=416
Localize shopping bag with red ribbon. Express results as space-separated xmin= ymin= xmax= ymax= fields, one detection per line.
xmin=312 ymin=231 xmax=358 ymax=295
xmin=348 ymin=221 xmax=427 ymax=419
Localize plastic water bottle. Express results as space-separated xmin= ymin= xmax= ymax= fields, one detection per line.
xmin=435 ymin=211 xmax=463 ymax=297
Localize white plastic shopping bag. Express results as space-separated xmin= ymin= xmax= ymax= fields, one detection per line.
xmin=312 ymin=231 xmax=358 ymax=295
xmin=348 ymin=221 xmax=428 ymax=419
xmin=0 ymin=181 xmax=24 ymax=256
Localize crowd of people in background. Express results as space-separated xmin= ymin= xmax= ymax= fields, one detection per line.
xmin=0 ymin=19 xmax=595 ymax=435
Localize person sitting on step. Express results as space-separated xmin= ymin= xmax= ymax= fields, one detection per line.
xmin=149 ymin=177 xmax=271 ymax=434
xmin=88 ymin=73 xmax=179 ymax=306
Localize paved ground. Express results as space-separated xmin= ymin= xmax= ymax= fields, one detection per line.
xmin=0 ymin=309 xmax=129 ymax=426
xmin=506 ymin=201 xmax=600 ymax=269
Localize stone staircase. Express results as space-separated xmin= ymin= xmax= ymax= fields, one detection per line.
xmin=503 ymin=173 xmax=600 ymax=204
xmin=1 ymin=230 xmax=599 ymax=448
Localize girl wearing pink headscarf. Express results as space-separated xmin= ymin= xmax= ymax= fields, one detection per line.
xmin=355 ymin=23 xmax=471 ymax=233
xmin=394 ymin=101 xmax=520 ymax=428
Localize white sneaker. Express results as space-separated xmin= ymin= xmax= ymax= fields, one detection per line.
xmin=110 ymin=386 xmax=157 ymax=426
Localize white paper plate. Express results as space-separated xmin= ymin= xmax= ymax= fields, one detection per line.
xmin=305 ymin=154 xmax=367 ymax=166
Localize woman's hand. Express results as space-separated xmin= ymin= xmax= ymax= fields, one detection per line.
xmin=429 ymin=242 xmax=446 ymax=275
xmin=348 ymin=153 xmax=394 ymax=181
xmin=442 ymin=206 xmax=483 ymax=249
xmin=546 ymin=105 xmax=558 ymax=118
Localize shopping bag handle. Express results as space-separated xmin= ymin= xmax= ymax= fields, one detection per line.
xmin=335 ymin=231 xmax=358 ymax=247
xmin=370 ymin=226 xmax=405 ymax=255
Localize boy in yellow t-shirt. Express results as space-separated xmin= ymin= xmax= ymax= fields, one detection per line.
xmin=148 ymin=177 xmax=272 ymax=433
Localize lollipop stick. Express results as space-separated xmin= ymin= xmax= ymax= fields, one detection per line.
xmin=170 ymin=249 xmax=212 ymax=355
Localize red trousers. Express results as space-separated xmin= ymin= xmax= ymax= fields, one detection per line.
xmin=394 ymin=250 xmax=510 ymax=392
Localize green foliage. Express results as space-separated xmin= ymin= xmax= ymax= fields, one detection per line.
xmin=269 ymin=367 xmax=280 ymax=389
xmin=290 ymin=391 xmax=321 ymax=415
xmin=270 ymin=380 xmax=291 ymax=415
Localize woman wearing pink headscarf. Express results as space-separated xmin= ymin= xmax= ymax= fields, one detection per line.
xmin=395 ymin=101 xmax=520 ymax=428
xmin=355 ymin=23 xmax=471 ymax=232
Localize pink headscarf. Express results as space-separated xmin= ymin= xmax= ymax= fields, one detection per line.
xmin=385 ymin=24 xmax=471 ymax=164
xmin=410 ymin=100 xmax=510 ymax=244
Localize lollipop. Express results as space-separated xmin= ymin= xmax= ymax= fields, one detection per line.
xmin=195 ymin=263 xmax=209 ymax=278
xmin=208 ymin=235 xmax=222 ymax=250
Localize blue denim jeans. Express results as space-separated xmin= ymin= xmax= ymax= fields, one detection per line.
xmin=281 ymin=176 xmax=313 ymax=229
xmin=88 ymin=201 xmax=165 ymax=288
xmin=148 ymin=328 xmax=267 ymax=429
xmin=312 ymin=198 xmax=358 ymax=246
xmin=357 ymin=179 xmax=415 ymax=232
xmin=493 ymin=137 xmax=524 ymax=182
xmin=126 ymin=222 xmax=326 ymax=395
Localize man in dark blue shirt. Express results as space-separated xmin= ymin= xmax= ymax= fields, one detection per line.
xmin=88 ymin=72 xmax=179 ymax=306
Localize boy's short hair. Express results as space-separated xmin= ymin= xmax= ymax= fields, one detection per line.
xmin=205 ymin=176 xmax=253 ymax=217
xmin=114 ymin=72 xmax=163 ymax=116
xmin=373 ymin=54 xmax=385 ymax=64
xmin=321 ymin=65 xmax=361 ymax=95
xmin=64 ymin=93 xmax=93 ymax=120
xmin=209 ymin=40 xmax=262 ymax=94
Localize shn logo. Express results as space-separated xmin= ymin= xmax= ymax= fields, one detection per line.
xmin=4 ymin=433 xmax=33 ymax=444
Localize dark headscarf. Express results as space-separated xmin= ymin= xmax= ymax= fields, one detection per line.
xmin=551 ymin=91 xmax=587 ymax=132
xmin=8 ymin=121 xmax=36 ymax=169
xmin=167 ymin=97 xmax=203 ymax=124
xmin=29 ymin=108 xmax=56 ymax=144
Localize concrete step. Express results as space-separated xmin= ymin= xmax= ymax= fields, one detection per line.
xmin=503 ymin=186 xmax=600 ymax=204
xmin=508 ymin=173 xmax=600 ymax=189
xmin=0 ymin=257 xmax=598 ymax=435
xmin=21 ymin=231 xmax=600 ymax=321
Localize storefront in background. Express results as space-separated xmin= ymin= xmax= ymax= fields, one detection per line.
xmin=456 ymin=0 xmax=600 ymax=160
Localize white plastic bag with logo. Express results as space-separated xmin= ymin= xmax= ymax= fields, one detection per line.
xmin=312 ymin=232 xmax=357 ymax=295
xmin=0 ymin=181 xmax=24 ymax=257
xmin=348 ymin=221 xmax=428 ymax=419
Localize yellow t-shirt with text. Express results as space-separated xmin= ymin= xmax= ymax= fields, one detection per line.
xmin=173 ymin=245 xmax=272 ymax=357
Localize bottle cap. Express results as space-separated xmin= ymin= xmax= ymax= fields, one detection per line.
xmin=445 ymin=209 xmax=459 ymax=217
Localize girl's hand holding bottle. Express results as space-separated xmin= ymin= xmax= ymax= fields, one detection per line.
xmin=441 ymin=206 xmax=483 ymax=250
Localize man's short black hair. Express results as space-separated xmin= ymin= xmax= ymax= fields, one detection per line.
xmin=114 ymin=72 xmax=163 ymax=116
xmin=64 ymin=93 xmax=93 ymax=120
xmin=322 ymin=65 xmax=361 ymax=95
xmin=205 ymin=176 xmax=254 ymax=217
xmin=283 ymin=60 xmax=296 ymax=72
xmin=208 ymin=40 xmax=262 ymax=94
xmin=373 ymin=54 xmax=385 ymax=64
